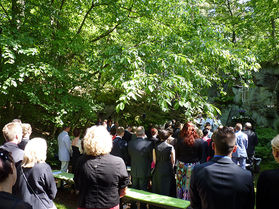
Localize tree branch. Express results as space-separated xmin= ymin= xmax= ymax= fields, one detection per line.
xmin=0 ymin=27 xmax=2 ymax=72
xmin=77 ymin=0 xmax=95 ymax=35
xmin=271 ymin=18 xmax=276 ymax=40
xmin=225 ymin=0 xmax=236 ymax=43
xmin=90 ymin=22 xmax=121 ymax=43
xmin=59 ymin=0 xmax=65 ymax=11
xmin=0 ymin=2 xmax=12 ymax=24
xmin=127 ymin=0 xmax=134 ymax=18
xmin=226 ymin=0 xmax=233 ymax=17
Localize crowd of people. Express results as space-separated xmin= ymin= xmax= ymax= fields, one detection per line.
xmin=0 ymin=117 xmax=277 ymax=209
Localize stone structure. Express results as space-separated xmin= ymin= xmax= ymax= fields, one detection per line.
xmin=220 ymin=65 xmax=279 ymax=128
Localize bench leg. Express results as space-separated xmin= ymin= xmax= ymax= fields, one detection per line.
xmin=136 ymin=202 xmax=140 ymax=209
xmin=57 ymin=179 xmax=62 ymax=188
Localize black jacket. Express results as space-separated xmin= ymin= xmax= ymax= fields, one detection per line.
xmin=243 ymin=129 xmax=258 ymax=156
xmin=74 ymin=154 xmax=129 ymax=209
xmin=0 ymin=191 xmax=32 ymax=209
xmin=128 ymin=137 xmax=153 ymax=178
xmin=111 ymin=136 xmax=129 ymax=165
xmin=256 ymin=168 xmax=279 ymax=209
xmin=13 ymin=163 xmax=57 ymax=209
xmin=1 ymin=142 xmax=24 ymax=166
xmin=18 ymin=138 xmax=29 ymax=150
xmin=176 ymin=138 xmax=204 ymax=163
xmin=190 ymin=157 xmax=255 ymax=209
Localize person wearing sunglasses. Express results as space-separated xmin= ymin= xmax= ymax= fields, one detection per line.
xmin=0 ymin=148 xmax=32 ymax=209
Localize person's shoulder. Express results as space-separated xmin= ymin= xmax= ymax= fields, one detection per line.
xmin=107 ymin=154 xmax=125 ymax=165
xmin=240 ymin=131 xmax=248 ymax=137
xmin=17 ymin=146 xmax=24 ymax=153
xmin=58 ymin=131 xmax=64 ymax=136
xmin=164 ymin=141 xmax=174 ymax=148
xmin=144 ymin=138 xmax=153 ymax=148
xmin=230 ymin=162 xmax=252 ymax=177
xmin=144 ymin=138 xmax=153 ymax=144
xmin=128 ymin=138 xmax=136 ymax=146
xmin=113 ymin=137 xmax=120 ymax=143
xmin=192 ymin=160 xmax=215 ymax=173
xmin=194 ymin=138 xmax=204 ymax=146
xmin=0 ymin=192 xmax=32 ymax=209
xmin=259 ymin=168 xmax=279 ymax=179
xmin=32 ymin=162 xmax=52 ymax=173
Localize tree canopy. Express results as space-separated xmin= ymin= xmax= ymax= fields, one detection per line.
xmin=1 ymin=0 xmax=276 ymax=128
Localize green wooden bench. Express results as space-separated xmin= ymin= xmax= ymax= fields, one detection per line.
xmin=124 ymin=188 xmax=190 ymax=209
xmin=52 ymin=170 xmax=74 ymax=183
xmin=52 ymin=170 xmax=190 ymax=209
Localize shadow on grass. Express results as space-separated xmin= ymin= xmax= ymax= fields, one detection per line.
xmin=54 ymin=188 xmax=79 ymax=209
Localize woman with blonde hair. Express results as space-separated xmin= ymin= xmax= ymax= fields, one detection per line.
xmin=74 ymin=125 xmax=129 ymax=209
xmin=18 ymin=123 xmax=32 ymax=150
xmin=256 ymin=134 xmax=279 ymax=209
xmin=13 ymin=138 xmax=57 ymax=209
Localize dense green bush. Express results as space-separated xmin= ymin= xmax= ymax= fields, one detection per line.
xmin=255 ymin=128 xmax=278 ymax=162
xmin=256 ymin=128 xmax=278 ymax=145
xmin=46 ymin=137 xmax=60 ymax=169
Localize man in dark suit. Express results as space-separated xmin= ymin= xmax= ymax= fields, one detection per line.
xmin=190 ymin=126 xmax=255 ymax=209
xmin=1 ymin=122 xmax=24 ymax=167
xmin=128 ymin=126 xmax=153 ymax=191
xmin=111 ymin=126 xmax=129 ymax=165
xmin=243 ymin=122 xmax=258 ymax=162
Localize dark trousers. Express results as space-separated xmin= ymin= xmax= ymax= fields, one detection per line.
xmin=131 ymin=176 xmax=149 ymax=209
xmin=131 ymin=176 xmax=149 ymax=191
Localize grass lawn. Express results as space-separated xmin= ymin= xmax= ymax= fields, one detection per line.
xmin=55 ymin=202 xmax=70 ymax=209
xmin=54 ymin=187 xmax=78 ymax=209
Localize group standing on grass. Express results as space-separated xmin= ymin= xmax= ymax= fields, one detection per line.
xmin=0 ymin=116 xmax=277 ymax=209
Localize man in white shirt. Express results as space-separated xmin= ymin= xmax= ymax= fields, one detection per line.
xmin=58 ymin=126 xmax=71 ymax=172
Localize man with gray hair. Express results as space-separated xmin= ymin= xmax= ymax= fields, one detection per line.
xmin=128 ymin=126 xmax=152 ymax=209
xmin=243 ymin=122 xmax=258 ymax=162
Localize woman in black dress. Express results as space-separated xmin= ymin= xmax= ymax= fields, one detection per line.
xmin=71 ymin=128 xmax=83 ymax=173
xmin=152 ymin=130 xmax=176 ymax=197
xmin=256 ymin=134 xmax=279 ymax=209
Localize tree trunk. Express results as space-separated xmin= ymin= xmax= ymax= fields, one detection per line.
xmin=11 ymin=0 xmax=25 ymax=30
xmin=271 ymin=18 xmax=275 ymax=40
xmin=0 ymin=27 xmax=2 ymax=72
xmin=271 ymin=18 xmax=276 ymax=59
xmin=51 ymin=126 xmax=58 ymax=139
xmin=232 ymin=30 xmax=236 ymax=44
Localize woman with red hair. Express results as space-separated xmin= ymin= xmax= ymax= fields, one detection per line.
xmin=175 ymin=122 xmax=204 ymax=200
